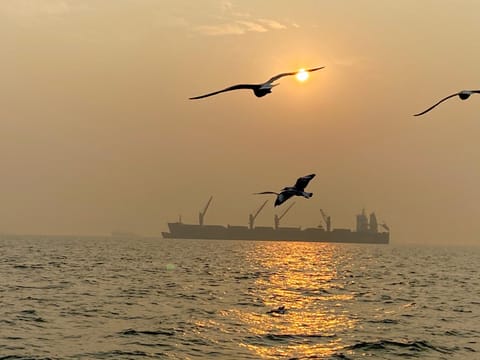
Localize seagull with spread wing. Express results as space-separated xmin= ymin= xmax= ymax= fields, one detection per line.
xmin=189 ymin=67 xmax=325 ymax=100
xmin=255 ymin=174 xmax=316 ymax=207
xmin=414 ymin=90 xmax=480 ymax=116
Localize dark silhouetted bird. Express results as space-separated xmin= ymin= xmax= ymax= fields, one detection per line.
xmin=255 ymin=174 xmax=315 ymax=207
xmin=189 ymin=67 xmax=325 ymax=100
xmin=267 ymin=305 xmax=286 ymax=315
xmin=414 ymin=90 xmax=480 ymax=116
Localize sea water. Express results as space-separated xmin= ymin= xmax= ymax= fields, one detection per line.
xmin=0 ymin=237 xmax=478 ymax=359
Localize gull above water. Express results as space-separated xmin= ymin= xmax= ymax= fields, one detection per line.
xmin=255 ymin=174 xmax=316 ymax=207
xmin=414 ymin=90 xmax=480 ymax=116
xmin=189 ymin=67 xmax=325 ymax=100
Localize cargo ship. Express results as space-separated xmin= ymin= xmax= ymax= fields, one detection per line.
xmin=162 ymin=197 xmax=389 ymax=244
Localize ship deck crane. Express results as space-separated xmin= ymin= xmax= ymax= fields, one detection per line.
xmin=274 ymin=202 xmax=295 ymax=229
xmin=380 ymin=222 xmax=390 ymax=232
xmin=320 ymin=209 xmax=331 ymax=232
xmin=249 ymin=200 xmax=268 ymax=229
xmin=199 ymin=196 xmax=213 ymax=226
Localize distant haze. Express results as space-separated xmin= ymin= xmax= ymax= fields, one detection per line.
xmin=1 ymin=1 xmax=480 ymax=245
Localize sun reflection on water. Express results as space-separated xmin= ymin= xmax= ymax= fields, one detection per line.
xmin=230 ymin=242 xmax=357 ymax=359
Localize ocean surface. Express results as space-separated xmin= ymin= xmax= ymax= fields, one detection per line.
xmin=0 ymin=237 xmax=478 ymax=359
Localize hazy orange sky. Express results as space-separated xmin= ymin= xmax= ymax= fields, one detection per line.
xmin=1 ymin=1 xmax=480 ymax=245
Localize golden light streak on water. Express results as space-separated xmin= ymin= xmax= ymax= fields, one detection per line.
xmin=231 ymin=242 xmax=357 ymax=358
xmin=241 ymin=341 xmax=346 ymax=359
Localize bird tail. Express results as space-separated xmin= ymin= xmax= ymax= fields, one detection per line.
xmin=305 ymin=192 xmax=313 ymax=198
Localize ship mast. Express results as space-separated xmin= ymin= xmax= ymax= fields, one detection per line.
xmin=249 ymin=200 xmax=268 ymax=229
xmin=199 ymin=196 xmax=213 ymax=226
xmin=274 ymin=202 xmax=295 ymax=229
xmin=320 ymin=209 xmax=331 ymax=232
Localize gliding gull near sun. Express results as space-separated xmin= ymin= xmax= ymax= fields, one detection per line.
xmin=414 ymin=90 xmax=480 ymax=116
xmin=254 ymin=174 xmax=316 ymax=207
xmin=189 ymin=67 xmax=325 ymax=100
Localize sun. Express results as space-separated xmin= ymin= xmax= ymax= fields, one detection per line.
xmin=296 ymin=69 xmax=309 ymax=82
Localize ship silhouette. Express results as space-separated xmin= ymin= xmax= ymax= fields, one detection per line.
xmin=162 ymin=197 xmax=389 ymax=244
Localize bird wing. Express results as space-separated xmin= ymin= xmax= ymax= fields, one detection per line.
xmin=189 ymin=84 xmax=257 ymax=100
xmin=413 ymin=92 xmax=461 ymax=116
xmin=294 ymin=174 xmax=316 ymax=191
xmin=266 ymin=66 xmax=325 ymax=84
xmin=275 ymin=191 xmax=295 ymax=207
xmin=254 ymin=191 xmax=279 ymax=195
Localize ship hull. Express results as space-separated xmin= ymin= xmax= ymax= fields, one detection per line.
xmin=162 ymin=223 xmax=389 ymax=244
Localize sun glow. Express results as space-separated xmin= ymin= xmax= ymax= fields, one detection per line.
xmin=296 ymin=69 xmax=309 ymax=82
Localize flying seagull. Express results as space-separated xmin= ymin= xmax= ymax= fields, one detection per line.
xmin=255 ymin=174 xmax=315 ymax=207
xmin=189 ymin=67 xmax=325 ymax=100
xmin=414 ymin=90 xmax=480 ymax=116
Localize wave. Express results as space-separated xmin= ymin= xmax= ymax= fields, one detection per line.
xmin=245 ymin=332 xmax=337 ymax=345
xmin=119 ymin=328 xmax=175 ymax=336
xmin=367 ymin=318 xmax=399 ymax=324
xmin=345 ymin=339 xmax=453 ymax=354
xmin=0 ymin=356 xmax=60 ymax=360
xmin=265 ymin=333 xmax=336 ymax=341
xmin=82 ymin=350 xmax=156 ymax=358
